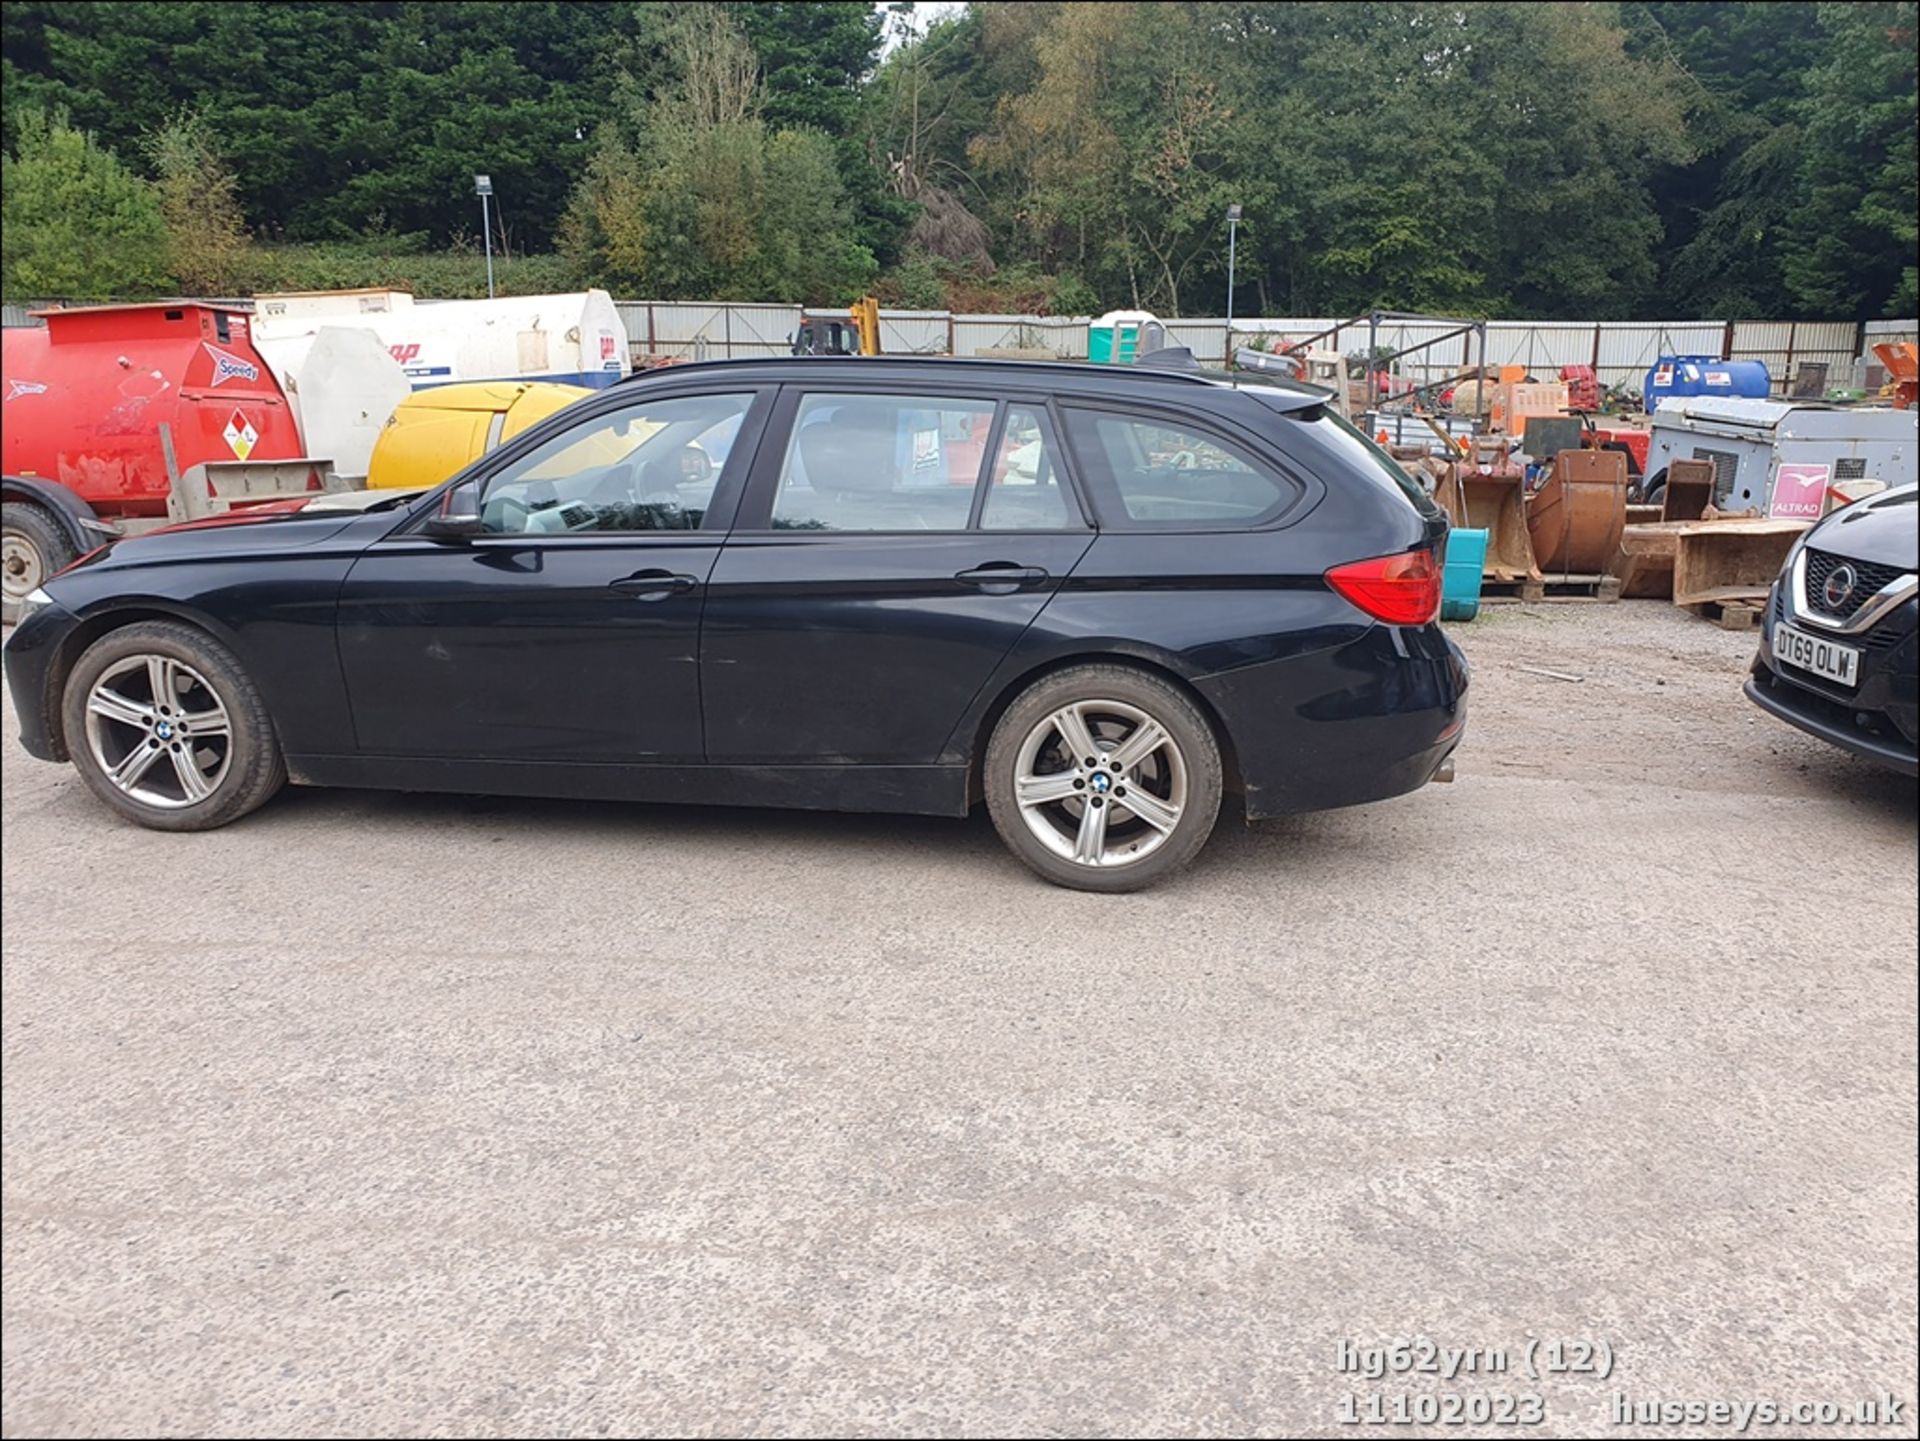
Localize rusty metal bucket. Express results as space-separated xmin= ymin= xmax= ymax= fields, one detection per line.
xmin=1661 ymin=457 xmax=1715 ymax=521
xmin=1430 ymin=441 xmax=1540 ymax=582
xmin=1528 ymin=448 xmax=1627 ymax=576
xmin=1614 ymin=523 xmax=1680 ymax=599
xmin=1672 ymin=520 xmax=1809 ymax=607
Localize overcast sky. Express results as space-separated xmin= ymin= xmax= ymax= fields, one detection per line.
xmin=876 ymin=1 xmax=968 ymax=56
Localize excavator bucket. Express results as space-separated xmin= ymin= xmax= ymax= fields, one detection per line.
xmin=1528 ymin=448 xmax=1627 ymax=576
xmin=1661 ymin=457 xmax=1716 ymax=521
xmin=1430 ymin=442 xmax=1540 ymax=583
xmin=1617 ymin=458 xmax=1746 ymax=598
xmin=1672 ymin=520 xmax=1810 ymax=608
xmin=1615 ymin=524 xmax=1677 ymax=599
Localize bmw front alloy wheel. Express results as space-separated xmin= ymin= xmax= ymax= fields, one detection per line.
xmin=62 ymin=620 xmax=287 ymax=831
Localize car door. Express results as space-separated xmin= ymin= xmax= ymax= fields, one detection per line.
xmin=700 ymin=386 xmax=1095 ymax=764
xmin=336 ymin=387 xmax=770 ymax=762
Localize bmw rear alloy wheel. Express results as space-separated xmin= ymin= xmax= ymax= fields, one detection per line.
xmin=986 ymin=664 xmax=1222 ymax=892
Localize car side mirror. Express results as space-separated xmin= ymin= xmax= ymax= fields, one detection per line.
xmin=423 ymin=481 xmax=484 ymax=540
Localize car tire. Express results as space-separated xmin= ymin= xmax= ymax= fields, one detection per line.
xmin=985 ymin=663 xmax=1223 ymax=893
xmin=61 ymin=620 xmax=286 ymax=831
xmin=2 ymin=501 xmax=80 ymax=623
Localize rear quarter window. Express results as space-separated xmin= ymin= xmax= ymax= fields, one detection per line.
xmin=1060 ymin=407 xmax=1302 ymax=530
xmin=1291 ymin=406 xmax=1442 ymax=519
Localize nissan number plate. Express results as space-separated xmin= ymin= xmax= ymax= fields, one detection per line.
xmin=1773 ymin=623 xmax=1860 ymax=687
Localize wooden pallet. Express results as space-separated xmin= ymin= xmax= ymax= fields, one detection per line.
xmin=1680 ymin=596 xmax=1768 ymax=631
xmin=1480 ymin=573 xmax=1623 ymax=604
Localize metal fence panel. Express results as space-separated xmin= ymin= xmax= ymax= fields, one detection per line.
xmin=614 ymin=301 xmax=803 ymax=359
xmin=1228 ymin=318 xmax=1345 ymax=343
xmin=1492 ymin=324 xmax=1600 ymax=378
xmin=1372 ymin=318 xmax=1470 ymax=370
xmin=1727 ymin=319 xmax=1863 ymax=393
xmin=643 ymin=302 xmax=728 ymax=358
xmin=951 ymin=315 xmax=1089 ymax=358
xmin=1727 ymin=321 xmax=1794 ymax=355
xmin=1162 ymin=320 xmax=1228 ymax=365
xmin=1593 ymin=322 xmax=1728 ymax=391
xmin=725 ymin=303 xmax=804 ymax=357
xmin=612 ymin=301 xmax=646 ymax=351
xmin=1475 ymin=325 xmax=1537 ymax=375
xmin=875 ymin=310 xmax=950 ymax=355
xmin=1864 ymin=318 xmax=1919 ymax=343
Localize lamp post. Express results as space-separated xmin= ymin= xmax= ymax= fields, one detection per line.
xmin=1224 ymin=204 xmax=1243 ymax=338
xmin=475 ymin=174 xmax=495 ymax=299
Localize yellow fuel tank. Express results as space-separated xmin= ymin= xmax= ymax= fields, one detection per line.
xmin=366 ymin=381 xmax=597 ymax=489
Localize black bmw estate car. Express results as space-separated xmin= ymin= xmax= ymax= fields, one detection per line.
xmin=4 ymin=357 xmax=1467 ymax=891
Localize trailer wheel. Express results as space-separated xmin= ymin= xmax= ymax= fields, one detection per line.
xmin=2 ymin=502 xmax=79 ymax=622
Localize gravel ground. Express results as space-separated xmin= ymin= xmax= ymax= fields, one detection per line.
xmin=3 ymin=600 xmax=1915 ymax=1438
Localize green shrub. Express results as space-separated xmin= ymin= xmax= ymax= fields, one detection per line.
xmin=2 ymin=108 xmax=171 ymax=299
xmin=145 ymin=110 xmax=252 ymax=294
xmin=232 ymin=243 xmax=578 ymax=299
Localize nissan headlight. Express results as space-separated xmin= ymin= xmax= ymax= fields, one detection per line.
xmin=1779 ymin=521 xmax=1818 ymax=579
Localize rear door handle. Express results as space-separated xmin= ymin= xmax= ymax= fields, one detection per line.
xmin=609 ymin=569 xmax=698 ymax=600
xmin=954 ymin=564 xmax=1050 ymax=593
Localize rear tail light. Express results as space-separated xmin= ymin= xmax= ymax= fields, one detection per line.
xmin=1324 ymin=548 xmax=1442 ymax=625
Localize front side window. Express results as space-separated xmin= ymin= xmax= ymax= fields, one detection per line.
xmin=772 ymin=393 xmax=995 ymax=532
xmin=1061 ymin=409 xmax=1294 ymax=527
xmin=478 ymin=392 xmax=753 ymax=534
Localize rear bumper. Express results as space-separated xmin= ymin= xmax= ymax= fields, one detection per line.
xmin=1197 ymin=623 xmax=1469 ymax=820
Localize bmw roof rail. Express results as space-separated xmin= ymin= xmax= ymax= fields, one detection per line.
xmin=613 ymin=353 xmax=1232 ymax=389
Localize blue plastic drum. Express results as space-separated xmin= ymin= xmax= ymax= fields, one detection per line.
xmin=1442 ymin=528 xmax=1488 ymax=622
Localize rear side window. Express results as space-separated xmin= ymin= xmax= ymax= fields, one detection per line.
xmin=773 ymin=393 xmax=994 ymax=531
xmin=981 ymin=405 xmax=1074 ymax=531
xmin=1061 ymin=408 xmax=1296 ymax=528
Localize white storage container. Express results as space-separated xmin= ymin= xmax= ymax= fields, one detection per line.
xmin=255 ymin=289 xmax=630 ymax=390
xmin=250 ymin=324 xmax=412 ymax=483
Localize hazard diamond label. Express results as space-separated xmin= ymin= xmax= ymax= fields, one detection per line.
xmin=223 ymin=409 xmax=259 ymax=461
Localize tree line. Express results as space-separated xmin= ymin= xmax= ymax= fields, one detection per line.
xmin=2 ymin=1 xmax=1914 ymax=319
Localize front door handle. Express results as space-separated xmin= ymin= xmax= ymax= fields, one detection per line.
xmin=954 ymin=564 xmax=1050 ymax=594
xmin=609 ymin=569 xmax=698 ymax=600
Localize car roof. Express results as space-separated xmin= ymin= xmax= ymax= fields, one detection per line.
xmin=617 ymin=355 xmax=1328 ymax=413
